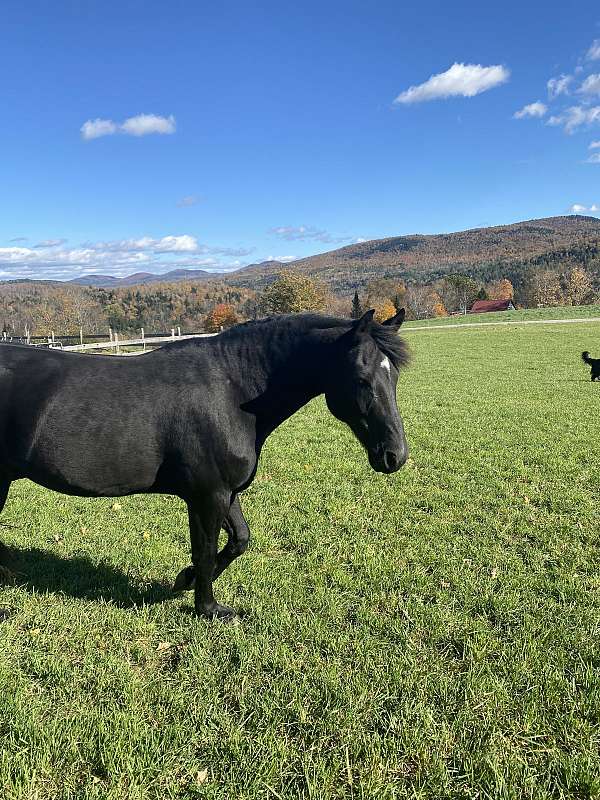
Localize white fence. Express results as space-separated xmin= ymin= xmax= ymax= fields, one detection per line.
xmin=60 ymin=331 xmax=216 ymax=353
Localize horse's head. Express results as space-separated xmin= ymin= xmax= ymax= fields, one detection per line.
xmin=325 ymin=309 xmax=409 ymax=474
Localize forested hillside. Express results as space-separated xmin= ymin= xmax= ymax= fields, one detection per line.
xmin=227 ymin=215 xmax=600 ymax=292
xmin=0 ymin=281 xmax=256 ymax=337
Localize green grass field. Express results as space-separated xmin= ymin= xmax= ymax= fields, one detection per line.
xmin=406 ymin=303 xmax=600 ymax=328
xmin=1 ymin=318 xmax=599 ymax=799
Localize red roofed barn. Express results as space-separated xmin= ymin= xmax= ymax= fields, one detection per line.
xmin=470 ymin=299 xmax=515 ymax=313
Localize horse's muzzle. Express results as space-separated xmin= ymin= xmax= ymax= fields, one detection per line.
xmin=369 ymin=443 xmax=408 ymax=474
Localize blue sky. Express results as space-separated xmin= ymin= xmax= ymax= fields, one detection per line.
xmin=1 ymin=0 xmax=600 ymax=280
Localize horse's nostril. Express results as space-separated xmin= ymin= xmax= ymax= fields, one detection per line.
xmin=383 ymin=450 xmax=398 ymax=471
xmin=383 ymin=448 xmax=407 ymax=472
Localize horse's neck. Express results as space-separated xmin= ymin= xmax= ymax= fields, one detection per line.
xmin=228 ymin=325 xmax=330 ymax=437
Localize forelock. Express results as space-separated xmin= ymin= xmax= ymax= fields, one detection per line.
xmin=368 ymin=322 xmax=410 ymax=370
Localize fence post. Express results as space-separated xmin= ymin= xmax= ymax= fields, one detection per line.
xmin=79 ymin=326 xmax=83 ymax=346
xmin=115 ymin=332 xmax=120 ymax=354
xmin=109 ymin=327 xmax=113 ymax=343
xmin=171 ymin=328 xmax=175 ymax=339
xmin=51 ymin=330 xmax=55 ymax=344
xmin=141 ymin=327 xmax=145 ymax=352
xmin=177 ymin=326 xmax=181 ymax=337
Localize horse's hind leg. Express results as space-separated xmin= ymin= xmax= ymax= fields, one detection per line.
xmin=173 ymin=494 xmax=250 ymax=591
xmin=0 ymin=479 xmax=16 ymax=584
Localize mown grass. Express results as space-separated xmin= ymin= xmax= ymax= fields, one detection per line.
xmin=0 ymin=320 xmax=599 ymax=799
xmin=407 ymin=303 xmax=600 ymax=328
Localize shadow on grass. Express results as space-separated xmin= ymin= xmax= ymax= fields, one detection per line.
xmin=4 ymin=546 xmax=174 ymax=608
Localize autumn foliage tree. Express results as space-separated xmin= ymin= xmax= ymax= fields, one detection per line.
xmin=204 ymin=303 xmax=239 ymax=332
xmin=372 ymin=298 xmax=397 ymax=323
xmin=259 ymin=271 xmax=328 ymax=314
xmin=405 ymin=286 xmax=447 ymax=319
xmin=430 ymin=292 xmax=447 ymax=317
xmin=442 ymin=275 xmax=480 ymax=314
xmin=522 ymin=270 xmax=564 ymax=307
xmin=563 ymin=267 xmax=593 ymax=306
xmin=487 ymin=278 xmax=514 ymax=301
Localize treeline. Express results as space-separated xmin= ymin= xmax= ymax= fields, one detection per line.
xmin=1 ymin=260 xmax=598 ymax=338
xmin=350 ymin=264 xmax=598 ymax=320
xmin=0 ymin=281 xmax=257 ymax=337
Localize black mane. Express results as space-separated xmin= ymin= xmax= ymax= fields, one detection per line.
xmin=163 ymin=313 xmax=409 ymax=368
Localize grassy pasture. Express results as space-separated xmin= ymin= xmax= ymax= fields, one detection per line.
xmin=407 ymin=303 xmax=600 ymax=328
xmin=0 ymin=319 xmax=599 ymax=799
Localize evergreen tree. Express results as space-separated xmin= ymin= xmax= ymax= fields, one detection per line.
xmin=351 ymin=291 xmax=362 ymax=319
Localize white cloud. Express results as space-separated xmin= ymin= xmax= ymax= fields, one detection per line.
xmin=587 ymin=39 xmax=600 ymax=61
xmin=265 ymin=255 xmax=297 ymax=263
xmin=547 ymin=74 xmax=572 ymax=99
xmin=177 ymin=195 xmax=200 ymax=208
xmin=578 ymin=74 xmax=600 ymax=95
xmin=269 ymin=225 xmax=353 ymax=244
xmin=568 ymin=203 xmax=600 ymax=213
xmin=84 ymin=235 xmax=199 ymax=253
xmin=547 ymin=105 xmax=600 ymax=133
xmin=81 ymin=119 xmax=118 ymax=140
xmin=586 ymin=152 xmax=600 ymax=164
xmin=394 ymin=62 xmax=509 ymax=104
xmin=0 ymin=233 xmax=256 ymax=280
xmin=153 ymin=234 xmax=196 ymax=252
xmin=0 ymin=247 xmax=33 ymax=262
xmin=590 ymin=140 xmax=600 ymax=149
xmin=513 ymin=101 xmax=547 ymax=119
xmin=81 ymin=114 xmax=176 ymax=140
xmin=120 ymin=113 xmax=176 ymax=136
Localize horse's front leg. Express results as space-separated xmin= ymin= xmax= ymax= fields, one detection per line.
xmin=214 ymin=495 xmax=250 ymax=580
xmin=187 ymin=495 xmax=235 ymax=620
xmin=174 ymin=494 xmax=250 ymax=591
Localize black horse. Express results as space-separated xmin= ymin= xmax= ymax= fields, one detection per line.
xmin=0 ymin=309 xmax=409 ymax=619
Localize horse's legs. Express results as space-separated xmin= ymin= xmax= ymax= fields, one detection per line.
xmin=187 ymin=494 xmax=235 ymax=620
xmin=0 ymin=479 xmax=15 ymax=583
xmin=214 ymin=495 xmax=250 ymax=580
xmin=173 ymin=494 xmax=250 ymax=591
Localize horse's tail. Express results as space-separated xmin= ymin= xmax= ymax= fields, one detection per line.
xmin=582 ymin=351 xmax=593 ymax=365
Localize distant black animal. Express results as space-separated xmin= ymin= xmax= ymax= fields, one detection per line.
xmin=0 ymin=310 xmax=409 ymax=619
xmin=582 ymin=351 xmax=600 ymax=381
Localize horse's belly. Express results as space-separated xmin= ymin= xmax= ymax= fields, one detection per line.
xmin=21 ymin=427 xmax=163 ymax=497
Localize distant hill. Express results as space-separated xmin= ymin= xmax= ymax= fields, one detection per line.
xmin=65 ymin=260 xmax=285 ymax=287
xmin=66 ymin=268 xmax=213 ymax=287
xmin=5 ymin=217 xmax=600 ymax=294
xmin=226 ymin=215 xmax=600 ymax=293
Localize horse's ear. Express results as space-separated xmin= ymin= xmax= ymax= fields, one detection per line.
xmin=382 ymin=308 xmax=405 ymax=329
xmin=353 ymin=309 xmax=375 ymax=334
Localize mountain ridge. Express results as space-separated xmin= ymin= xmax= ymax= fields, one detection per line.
xmin=6 ymin=215 xmax=600 ymax=291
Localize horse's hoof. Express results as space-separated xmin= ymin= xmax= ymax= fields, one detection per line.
xmin=197 ymin=603 xmax=238 ymax=623
xmin=173 ymin=565 xmax=195 ymax=592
